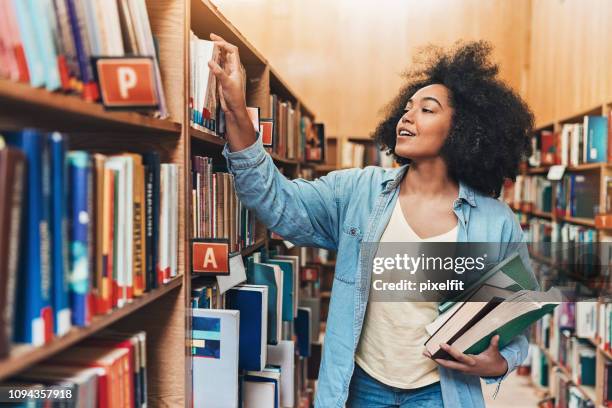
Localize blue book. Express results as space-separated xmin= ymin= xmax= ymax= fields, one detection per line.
xmin=265 ymin=259 xmax=294 ymax=322
xmin=247 ymin=260 xmax=283 ymax=345
xmin=49 ymin=133 xmax=71 ymax=336
xmin=65 ymin=0 xmax=98 ymax=100
xmin=584 ymin=115 xmax=608 ymax=163
xmin=12 ymin=0 xmax=45 ymax=87
xmin=27 ymin=0 xmax=61 ymax=90
xmin=226 ymin=285 xmax=268 ymax=371
xmin=4 ymin=130 xmax=53 ymax=346
xmin=67 ymin=151 xmax=91 ymax=327
xmin=295 ymin=307 xmax=311 ymax=358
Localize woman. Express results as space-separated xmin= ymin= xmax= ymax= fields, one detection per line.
xmin=209 ymin=34 xmax=536 ymax=408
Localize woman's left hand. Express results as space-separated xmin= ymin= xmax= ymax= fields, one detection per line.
xmin=423 ymin=335 xmax=508 ymax=377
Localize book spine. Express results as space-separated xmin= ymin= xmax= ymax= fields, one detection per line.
xmin=27 ymin=0 xmax=62 ymax=91
xmin=49 ymin=132 xmax=71 ymax=336
xmin=12 ymin=0 xmax=45 ymax=87
xmin=0 ymin=149 xmax=25 ymax=356
xmin=65 ymin=0 xmax=99 ymax=101
xmin=67 ymin=151 xmax=91 ymax=327
xmin=144 ymin=163 xmax=153 ymax=292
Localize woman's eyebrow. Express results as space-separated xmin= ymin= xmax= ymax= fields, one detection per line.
xmin=422 ymin=96 xmax=443 ymax=109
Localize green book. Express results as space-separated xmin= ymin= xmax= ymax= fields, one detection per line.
xmin=426 ymin=287 xmax=560 ymax=360
xmin=438 ymin=251 xmax=538 ymax=314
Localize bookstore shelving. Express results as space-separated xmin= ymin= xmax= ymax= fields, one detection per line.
xmin=505 ymin=101 xmax=612 ymax=407
xmin=0 ymin=0 xmax=333 ymax=406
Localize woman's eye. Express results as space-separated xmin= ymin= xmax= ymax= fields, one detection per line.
xmin=422 ymin=108 xmax=433 ymax=113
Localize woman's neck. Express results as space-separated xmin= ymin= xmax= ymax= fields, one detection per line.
xmin=400 ymin=157 xmax=458 ymax=199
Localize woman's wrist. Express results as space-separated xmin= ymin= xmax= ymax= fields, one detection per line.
xmin=225 ymin=105 xmax=257 ymax=152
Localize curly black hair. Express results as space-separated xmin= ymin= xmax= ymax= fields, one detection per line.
xmin=373 ymin=41 xmax=533 ymax=198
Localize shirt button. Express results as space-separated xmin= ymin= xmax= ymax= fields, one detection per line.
xmin=350 ymin=228 xmax=357 ymax=235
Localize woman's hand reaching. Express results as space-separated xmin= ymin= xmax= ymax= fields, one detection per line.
xmin=208 ymin=33 xmax=257 ymax=151
xmin=424 ymin=335 xmax=509 ymax=378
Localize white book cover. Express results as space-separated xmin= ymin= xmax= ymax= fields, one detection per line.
xmin=561 ymin=124 xmax=571 ymax=166
xmin=192 ymin=308 xmax=240 ymax=408
xmin=267 ymin=341 xmax=295 ymax=408
xmin=243 ymin=381 xmax=275 ymax=408
xmin=195 ymin=39 xmax=215 ymax=124
xmin=124 ymin=156 xmax=134 ymax=299
xmin=104 ymin=157 xmax=128 ymax=307
xmin=217 ymin=254 xmax=247 ymax=294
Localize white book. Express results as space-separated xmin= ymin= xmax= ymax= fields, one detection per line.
xmin=192 ymin=308 xmax=239 ymax=408
xmin=159 ymin=164 xmax=170 ymax=283
xmin=170 ymin=164 xmax=178 ymax=278
xmin=96 ymin=0 xmax=124 ymax=55
xmin=104 ymin=157 xmax=128 ymax=307
xmin=217 ymin=254 xmax=247 ymax=294
xmin=243 ymin=381 xmax=275 ymax=408
xmin=267 ymin=341 xmax=295 ymax=408
xmin=124 ymin=156 xmax=134 ymax=300
xmin=570 ymin=123 xmax=581 ymax=166
xmin=561 ymin=124 xmax=571 ymax=166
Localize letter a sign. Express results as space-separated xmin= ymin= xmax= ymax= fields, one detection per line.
xmin=192 ymin=239 xmax=230 ymax=275
xmin=95 ymin=57 xmax=159 ymax=109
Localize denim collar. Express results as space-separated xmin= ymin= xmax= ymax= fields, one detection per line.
xmin=380 ymin=164 xmax=477 ymax=207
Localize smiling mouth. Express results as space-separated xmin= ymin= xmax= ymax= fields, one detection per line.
xmin=398 ymin=130 xmax=416 ymax=137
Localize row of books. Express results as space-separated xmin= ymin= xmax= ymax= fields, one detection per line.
xmin=555 ymin=173 xmax=601 ymax=219
xmin=551 ymin=367 xmax=595 ymax=408
xmin=188 ymin=32 xmax=326 ymax=163
xmin=0 ymin=129 xmax=178 ymax=354
xmin=0 ymin=0 xmax=167 ymax=116
xmin=189 ymin=250 xmax=319 ymax=408
xmin=340 ymin=141 xmax=395 ymax=169
xmin=528 ymin=113 xmax=611 ymax=167
xmin=191 ymin=155 xmax=261 ymax=252
xmin=506 ymin=175 xmax=553 ymax=213
xmin=0 ymin=330 xmax=147 ymax=408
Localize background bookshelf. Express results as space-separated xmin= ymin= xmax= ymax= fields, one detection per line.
xmin=503 ymin=101 xmax=612 ymax=407
xmin=0 ymin=0 xmax=334 ymax=406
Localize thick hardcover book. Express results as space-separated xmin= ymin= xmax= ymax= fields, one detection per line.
xmin=0 ymin=147 xmax=25 ymax=356
xmin=67 ymin=151 xmax=92 ymax=327
xmin=49 ymin=133 xmax=71 ymax=336
xmin=5 ymin=130 xmax=54 ymax=346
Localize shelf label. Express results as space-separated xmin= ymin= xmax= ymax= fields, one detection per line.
xmin=95 ymin=57 xmax=159 ymax=109
xmin=192 ymin=239 xmax=230 ymax=275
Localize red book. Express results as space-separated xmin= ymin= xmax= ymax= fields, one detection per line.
xmin=540 ymin=130 xmax=555 ymax=165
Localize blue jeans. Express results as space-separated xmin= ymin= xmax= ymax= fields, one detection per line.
xmin=347 ymin=365 xmax=444 ymax=408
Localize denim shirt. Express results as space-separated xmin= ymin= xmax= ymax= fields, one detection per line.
xmin=223 ymin=138 xmax=535 ymax=408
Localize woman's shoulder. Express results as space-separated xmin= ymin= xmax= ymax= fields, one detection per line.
xmin=326 ymin=165 xmax=402 ymax=192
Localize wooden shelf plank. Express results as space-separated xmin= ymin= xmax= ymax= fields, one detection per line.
xmin=559 ymin=215 xmax=597 ymax=228
xmin=0 ymin=276 xmax=183 ymax=381
xmin=190 ymin=125 xmax=225 ymax=147
xmin=238 ymin=238 xmax=267 ymax=257
xmin=0 ymin=80 xmax=181 ymax=134
xmin=528 ymin=163 xmax=609 ymax=175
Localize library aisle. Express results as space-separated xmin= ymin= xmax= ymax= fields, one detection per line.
xmin=0 ymin=0 xmax=611 ymax=407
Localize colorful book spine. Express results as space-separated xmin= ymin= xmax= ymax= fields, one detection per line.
xmin=27 ymin=0 xmax=62 ymax=91
xmin=49 ymin=132 xmax=71 ymax=336
xmin=67 ymin=151 xmax=91 ymax=327
xmin=11 ymin=0 xmax=45 ymax=87
xmin=4 ymin=129 xmax=54 ymax=346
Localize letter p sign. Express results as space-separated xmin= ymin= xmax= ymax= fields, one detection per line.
xmin=95 ymin=57 xmax=159 ymax=109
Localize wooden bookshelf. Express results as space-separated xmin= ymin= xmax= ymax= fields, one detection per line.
xmin=0 ymin=276 xmax=183 ymax=382
xmin=0 ymin=0 xmax=331 ymax=405
xmin=0 ymin=79 xmax=182 ymax=134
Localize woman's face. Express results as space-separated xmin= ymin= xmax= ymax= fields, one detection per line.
xmin=394 ymin=84 xmax=454 ymax=161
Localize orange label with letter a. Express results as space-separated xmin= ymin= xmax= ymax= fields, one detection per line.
xmin=96 ymin=58 xmax=158 ymax=108
xmin=192 ymin=241 xmax=230 ymax=275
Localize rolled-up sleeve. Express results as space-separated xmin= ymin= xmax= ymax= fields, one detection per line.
xmin=223 ymin=137 xmax=341 ymax=250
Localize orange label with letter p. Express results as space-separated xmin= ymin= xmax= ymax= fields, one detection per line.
xmin=192 ymin=240 xmax=230 ymax=275
xmin=96 ymin=58 xmax=159 ymax=108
